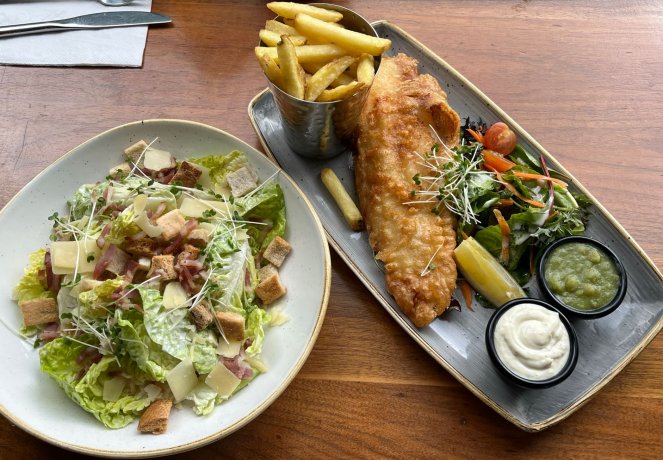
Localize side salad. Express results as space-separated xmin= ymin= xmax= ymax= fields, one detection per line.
xmin=411 ymin=120 xmax=590 ymax=307
xmin=12 ymin=140 xmax=290 ymax=433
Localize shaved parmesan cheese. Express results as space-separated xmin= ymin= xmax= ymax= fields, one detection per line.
xmin=178 ymin=197 xmax=232 ymax=219
xmin=269 ymin=307 xmax=290 ymax=326
xmin=134 ymin=195 xmax=161 ymax=235
xmin=143 ymin=148 xmax=173 ymax=171
xmin=166 ymin=358 xmax=198 ymax=403
xmin=205 ymin=362 xmax=241 ymax=398
xmin=134 ymin=207 xmax=163 ymax=237
xmin=216 ymin=340 xmax=242 ymax=358
xmin=50 ymin=240 xmax=101 ymax=274
xmin=103 ymin=376 xmax=126 ymax=402
xmin=163 ymin=282 xmax=189 ymax=310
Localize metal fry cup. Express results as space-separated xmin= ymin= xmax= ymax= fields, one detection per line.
xmin=264 ymin=4 xmax=381 ymax=159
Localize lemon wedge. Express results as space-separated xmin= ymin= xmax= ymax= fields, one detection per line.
xmin=454 ymin=237 xmax=526 ymax=307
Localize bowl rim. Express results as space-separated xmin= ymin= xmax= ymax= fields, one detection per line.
xmin=485 ymin=298 xmax=579 ymax=389
xmin=536 ymin=235 xmax=627 ymax=319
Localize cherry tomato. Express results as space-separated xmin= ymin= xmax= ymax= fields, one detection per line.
xmin=484 ymin=122 xmax=517 ymax=155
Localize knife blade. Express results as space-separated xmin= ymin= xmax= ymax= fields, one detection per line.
xmin=0 ymin=12 xmax=172 ymax=38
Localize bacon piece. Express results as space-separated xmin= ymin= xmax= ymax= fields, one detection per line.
xmin=43 ymin=250 xmax=61 ymax=293
xmin=222 ymin=356 xmax=253 ymax=380
xmin=39 ymin=322 xmax=61 ymax=343
xmin=93 ymin=244 xmax=116 ymax=279
xmin=123 ymin=259 xmax=140 ymax=283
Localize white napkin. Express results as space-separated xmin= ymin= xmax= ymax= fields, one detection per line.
xmin=0 ymin=0 xmax=154 ymax=67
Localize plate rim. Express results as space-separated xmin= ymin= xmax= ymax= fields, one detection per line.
xmin=0 ymin=119 xmax=332 ymax=457
xmin=247 ymin=20 xmax=663 ymax=432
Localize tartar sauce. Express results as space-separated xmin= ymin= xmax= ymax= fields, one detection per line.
xmin=493 ymin=303 xmax=570 ymax=381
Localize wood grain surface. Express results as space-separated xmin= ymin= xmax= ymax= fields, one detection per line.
xmin=1 ymin=1 xmax=662 ymax=458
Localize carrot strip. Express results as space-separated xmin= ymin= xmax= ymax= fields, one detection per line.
xmin=513 ymin=172 xmax=568 ymax=187
xmin=497 ymin=198 xmax=514 ymax=207
xmin=460 ymin=229 xmax=470 ymax=240
xmin=484 ymin=165 xmax=546 ymax=208
xmin=493 ymin=209 xmax=510 ymax=265
xmin=483 ymin=149 xmax=515 ymax=172
xmin=467 ymin=128 xmax=484 ymax=144
xmin=460 ymin=280 xmax=474 ymax=312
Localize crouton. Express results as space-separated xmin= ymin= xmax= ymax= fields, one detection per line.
xmin=124 ymin=140 xmax=149 ymax=166
xmin=156 ymin=210 xmax=186 ymax=241
xmin=169 ymin=161 xmax=202 ymax=188
xmin=255 ymin=273 xmax=287 ymax=305
xmin=177 ymin=244 xmax=200 ymax=265
xmin=262 ymin=236 xmax=292 ymax=268
xmin=190 ymin=301 xmax=214 ymax=331
xmin=19 ymin=298 xmax=58 ymax=327
xmin=215 ymin=311 xmax=245 ymax=342
xmin=186 ymin=228 xmax=211 ymax=248
xmin=226 ymin=166 xmax=258 ymax=197
xmin=109 ymin=162 xmax=131 ymax=179
xmin=138 ymin=399 xmax=173 ymax=435
xmin=257 ymin=263 xmax=278 ymax=282
xmin=147 ymin=255 xmax=177 ymax=281
xmin=124 ymin=238 xmax=157 ymax=257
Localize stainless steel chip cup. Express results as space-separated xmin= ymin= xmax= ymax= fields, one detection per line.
xmin=264 ymin=4 xmax=380 ymax=159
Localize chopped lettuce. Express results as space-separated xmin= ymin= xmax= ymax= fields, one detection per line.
xmin=185 ymin=382 xmax=219 ymax=416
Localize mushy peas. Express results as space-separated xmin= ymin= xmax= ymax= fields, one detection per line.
xmin=544 ymin=242 xmax=620 ymax=311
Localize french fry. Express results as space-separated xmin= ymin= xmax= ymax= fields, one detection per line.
xmin=294 ymin=13 xmax=391 ymax=56
xmin=305 ymin=56 xmax=356 ymax=101
xmin=265 ymin=19 xmax=299 ymax=36
xmin=259 ymin=29 xmax=306 ymax=47
xmin=257 ymin=54 xmax=283 ymax=88
xmin=301 ymin=62 xmax=354 ymax=87
xmin=267 ymin=2 xmax=343 ymax=22
xmin=317 ymin=81 xmax=365 ymax=102
xmin=356 ymin=53 xmax=375 ymax=85
xmin=320 ymin=168 xmax=364 ymax=231
xmin=255 ymin=44 xmax=349 ymax=64
xmin=276 ymin=36 xmax=305 ymax=99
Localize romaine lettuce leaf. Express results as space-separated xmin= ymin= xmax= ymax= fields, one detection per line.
xmin=188 ymin=151 xmax=247 ymax=187
xmin=115 ymin=309 xmax=179 ymax=382
xmin=139 ymin=287 xmax=218 ymax=374
xmin=78 ymin=277 xmax=124 ymax=317
xmin=185 ymin=382 xmax=218 ymax=416
xmin=238 ymin=182 xmax=286 ymax=252
xmin=40 ymin=338 xmax=152 ymax=429
xmin=13 ymin=249 xmax=52 ymax=303
xmin=245 ymin=307 xmax=271 ymax=356
xmin=68 ymin=183 xmax=107 ymax=221
xmin=106 ymin=206 xmax=140 ymax=245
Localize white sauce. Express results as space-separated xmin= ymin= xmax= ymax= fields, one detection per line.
xmin=493 ymin=303 xmax=570 ymax=381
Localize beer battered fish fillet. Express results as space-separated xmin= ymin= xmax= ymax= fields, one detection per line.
xmin=355 ymin=54 xmax=461 ymax=327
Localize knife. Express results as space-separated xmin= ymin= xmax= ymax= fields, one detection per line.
xmin=0 ymin=12 xmax=172 ymax=38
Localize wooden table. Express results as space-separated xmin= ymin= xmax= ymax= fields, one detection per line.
xmin=1 ymin=1 xmax=661 ymax=458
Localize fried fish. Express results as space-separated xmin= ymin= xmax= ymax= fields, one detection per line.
xmin=355 ymin=53 xmax=461 ymax=327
